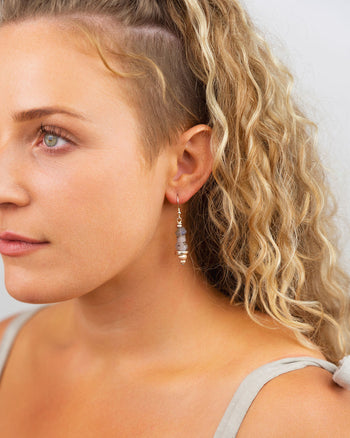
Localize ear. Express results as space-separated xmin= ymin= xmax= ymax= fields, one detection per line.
xmin=165 ymin=124 xmax=213 ymax=204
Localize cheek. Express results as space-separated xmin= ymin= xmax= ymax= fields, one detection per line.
xmin=30 ymin=156 xmax=161 ymax=295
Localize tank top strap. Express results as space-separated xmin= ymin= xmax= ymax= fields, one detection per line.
xmin=213 ymin=356 xmax=339 ymax=438
xmin=0 ymin=306 xmax=45 ymax=381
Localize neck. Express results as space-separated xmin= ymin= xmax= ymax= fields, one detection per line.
xmin=55 ymin=256 xmax=239 ymax=374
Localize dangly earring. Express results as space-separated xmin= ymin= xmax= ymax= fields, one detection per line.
xmin=175 ymin=194 xmax=189 ymax=265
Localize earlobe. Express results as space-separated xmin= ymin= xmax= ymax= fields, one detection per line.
xmin=165 ymin=124 xmax=213 ymax=204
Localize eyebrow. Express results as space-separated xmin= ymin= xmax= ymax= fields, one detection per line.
xmin=11 ymin=106 xmax=92 ymax=123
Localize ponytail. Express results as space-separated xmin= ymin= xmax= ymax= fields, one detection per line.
xmin=167 ymin=0 xmax=350 ymax=363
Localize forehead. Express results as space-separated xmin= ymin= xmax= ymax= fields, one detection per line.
xmin=0 ymin=18 xmax=97 ymax=76
xmin=0 ymin=18 xmax=125 ymax=123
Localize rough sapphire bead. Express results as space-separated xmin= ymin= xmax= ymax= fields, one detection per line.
xmin=175 ymin=226 xmax=187 ymax=237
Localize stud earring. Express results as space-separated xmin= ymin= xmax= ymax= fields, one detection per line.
xmin=175 ymin=194 xmax=188 ymax=265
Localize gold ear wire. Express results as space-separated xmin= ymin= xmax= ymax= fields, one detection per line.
xmin=175 ymin=194 xmax=189 ymax=265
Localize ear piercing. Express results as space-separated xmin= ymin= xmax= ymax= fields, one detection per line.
xmin=175 ymin=194 xmax=188 ymax=265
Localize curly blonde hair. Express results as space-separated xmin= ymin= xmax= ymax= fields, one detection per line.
xmin=1 ymin=0 xmax=349 ymax=363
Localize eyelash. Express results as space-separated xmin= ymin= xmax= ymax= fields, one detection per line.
xmin=38 ymin=123 xmax=75 ymax=154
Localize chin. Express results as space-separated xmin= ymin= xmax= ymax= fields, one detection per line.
xmin=4 ymin=278 xmax=65 ymax=305
xmin=6 ymin=293 xmax=50 ymax=305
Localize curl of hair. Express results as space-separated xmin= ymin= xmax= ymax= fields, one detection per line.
xmin=1 ymin=0 xmax=349 ymax=363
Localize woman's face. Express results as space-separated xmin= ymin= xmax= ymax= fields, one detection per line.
xmin=0 ymin=19 xmax=172 ymax=303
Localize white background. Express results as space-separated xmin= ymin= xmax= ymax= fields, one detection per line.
xmin=0 ymin=1 xmax=349 ymax=319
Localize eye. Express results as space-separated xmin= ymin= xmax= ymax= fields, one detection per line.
xmin=38 ymin=123 xmax=74 ymax=154
xmin=44 ymin=133 xmax=63 ymax=148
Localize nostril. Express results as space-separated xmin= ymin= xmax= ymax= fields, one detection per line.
xmin=0 ymin=185 xmax=31 ymax=207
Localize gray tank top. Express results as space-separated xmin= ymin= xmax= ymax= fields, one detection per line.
xmin=1 ymin=306 xmax=349 ymax=438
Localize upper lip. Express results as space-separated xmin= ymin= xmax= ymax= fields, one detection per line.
xmin=0 ymin=231 xmax=48 ymax=243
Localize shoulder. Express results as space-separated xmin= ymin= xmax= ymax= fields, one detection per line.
xmin=0 ymin=313 xmax=20 ymax=342
xmin=238 ymin=361 xmax=350 ymax=437
xmin=0 ymin=305 xmax=52 ymax=346
xmin=223 ymin=307 xmax=350 ymax=436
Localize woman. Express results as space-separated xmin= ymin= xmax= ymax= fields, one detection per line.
xmin=0 ymin=0 xmax=349 ymax=436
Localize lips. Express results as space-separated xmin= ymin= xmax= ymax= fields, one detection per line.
xmin=0 ymin=231 xmax=49 ymax=257
xmin=0 ymin=231 xmax=48 ymax=243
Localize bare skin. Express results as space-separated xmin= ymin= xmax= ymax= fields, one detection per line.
xmin=0 ymin=17 xmax=349 ymax=438
xmin=0 ymin=302 xmax=333 ymax=438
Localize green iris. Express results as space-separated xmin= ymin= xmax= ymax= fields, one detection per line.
xmin=44 ymin=134 xmax=58 ymax=148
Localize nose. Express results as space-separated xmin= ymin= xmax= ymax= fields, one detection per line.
xmin=0 ymin=143 xmax=30 ymax=207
